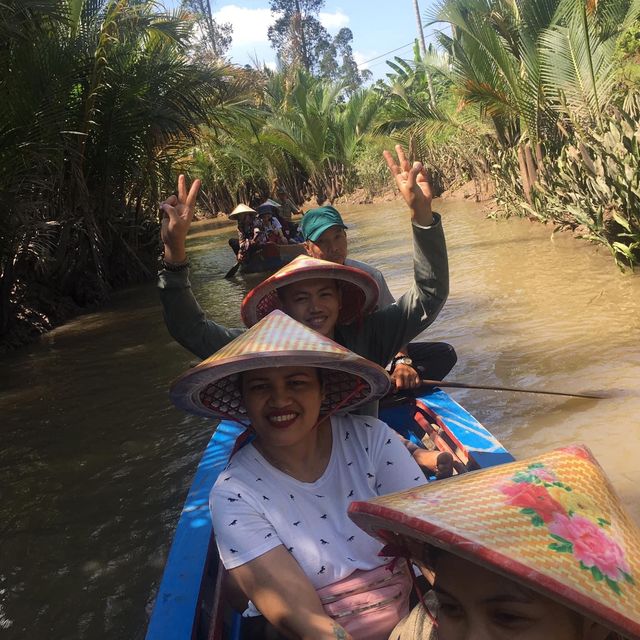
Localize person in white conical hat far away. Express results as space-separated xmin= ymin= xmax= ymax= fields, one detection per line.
xmin=170 ymin=310 xmax=429 ymax=640
xmin=158 ymin=145 xmax=451 ymax=391
xmin=254 ymin=200 xmax=289 ymax=246
xmin=227 ymin=204 xmax=259 ymax=263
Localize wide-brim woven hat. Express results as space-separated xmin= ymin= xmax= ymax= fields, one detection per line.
xmin=349 ymin=445 xmax=640 ymax=638
xmin=228 ymin=204 xmax=256 ymax=220
xmin=240 ymin=255 xmax=379 ymax=328
xmin=170 ymin=310 xmax=391 ymax=422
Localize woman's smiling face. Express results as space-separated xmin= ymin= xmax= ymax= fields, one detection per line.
xmin=240 ymin=366 xmax=324 ymax=447
xmin=431 ymin=553 xmax=608 ymax=640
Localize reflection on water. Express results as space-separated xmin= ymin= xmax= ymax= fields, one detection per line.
xmin=1 ymin=199 xmax=639 ymax=638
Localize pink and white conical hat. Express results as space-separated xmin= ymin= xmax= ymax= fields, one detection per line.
xmin=170 ymin=310 xmax=391 ymax=422
xmin=241 ymin=255 xmax=379 ymax=328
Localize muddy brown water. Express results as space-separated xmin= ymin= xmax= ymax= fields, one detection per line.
xmin=1 ymin=198 xmax=639 ymax=638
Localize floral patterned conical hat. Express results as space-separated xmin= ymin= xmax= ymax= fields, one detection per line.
xmin=240 ymin=255 xmax=379 ymax=328
xmin=349 ymin=445 xmax=640 ymax=638
xmin=170 ymin=310 xmax=391 ymax=423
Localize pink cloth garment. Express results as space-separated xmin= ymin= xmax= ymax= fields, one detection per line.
xmin=316 ymin=562 xmax=412 ymax=640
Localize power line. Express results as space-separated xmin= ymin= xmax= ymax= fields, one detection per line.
xmin=359 ymin=41 xmax=415 ymax=66
xmin=365 ymin=55 xmax=415 ymax=72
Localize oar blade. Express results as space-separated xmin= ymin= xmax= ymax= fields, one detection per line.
xmin=224 ymin=261 xmax=241 ymax=279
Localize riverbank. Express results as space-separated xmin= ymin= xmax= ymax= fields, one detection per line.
xmin=0 ymin=176 xmax=621 ymax=355
xmin=329 ymin=177 xmax=497 ymax=215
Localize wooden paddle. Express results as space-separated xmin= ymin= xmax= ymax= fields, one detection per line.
xmin=418 ymin=379 xmax=608 ymax=399
xmin=224 ymin=261 xmax=241 ymax=279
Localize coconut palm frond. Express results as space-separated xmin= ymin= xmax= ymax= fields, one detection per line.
xmin=540 ymin=10 xmax=617 ymax=128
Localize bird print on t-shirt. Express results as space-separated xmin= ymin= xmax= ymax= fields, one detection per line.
xmin=212 ymin=416 xmax=429 ymax=586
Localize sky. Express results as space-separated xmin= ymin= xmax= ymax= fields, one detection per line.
xmin=204 ymin=1 xmax=438 ymax=81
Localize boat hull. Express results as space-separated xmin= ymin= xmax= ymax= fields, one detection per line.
xmin=237 ymin=243 xmax=305 ymax=275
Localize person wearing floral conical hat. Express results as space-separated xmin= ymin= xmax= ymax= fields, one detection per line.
xmin=348 ymin=445 xmax=640 ymax=640
xmin=171 ymin=310 xmax=429 ymax=640
xmin=159 ymin=147 xmax=449 ymax=389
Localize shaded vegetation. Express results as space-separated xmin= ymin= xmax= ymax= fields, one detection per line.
xmin=0 ymin=0 xmax=247 ymax=348
xmin=3 ymin=0 xmax=640 ymax=349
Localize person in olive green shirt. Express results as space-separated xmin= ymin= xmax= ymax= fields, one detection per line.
xmin=158 ymin=146 xmax=449 ymax=383
xmin=299 ymin=204 xmax=456 ymax=386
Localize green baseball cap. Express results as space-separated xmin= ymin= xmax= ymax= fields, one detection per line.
xmin=301 ymin=206 xmax=348 ymax=242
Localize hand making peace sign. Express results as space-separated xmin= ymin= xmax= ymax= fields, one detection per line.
xmin=383 ymin=145 xmax=434 ymax=227
xmin=160 ymin=174 xmax=201 ymax=264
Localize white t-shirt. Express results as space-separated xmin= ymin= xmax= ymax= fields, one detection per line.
xmin=254 ymin=216 xmax=283 ymax=242
xmin=209 ymin=414 xmax=426 ymax=614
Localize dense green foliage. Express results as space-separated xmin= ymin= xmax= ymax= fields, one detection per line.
xmin=0 ymin=0 xmax=245 ymax=347
xmin=4 ymin=0 xmax=640 ymax=348
xmin=418 ymin=0 xmax=640 ymax=267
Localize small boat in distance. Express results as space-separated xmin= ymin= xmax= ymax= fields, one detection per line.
xmin=145 ymin=388 xmax=513 ymax=640
xmin=236 ymin=242 xmax=306 ymax=275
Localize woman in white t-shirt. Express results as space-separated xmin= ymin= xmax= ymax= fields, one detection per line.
xmin=170 ymin=310 xmax=427 ymax=640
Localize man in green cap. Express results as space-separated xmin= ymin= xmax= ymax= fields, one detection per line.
xmin=300 ymin=205 xmax=457 ymax=387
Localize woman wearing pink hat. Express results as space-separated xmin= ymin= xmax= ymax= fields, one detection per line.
xmin=171 ymin=310 xmax=429 ymax=640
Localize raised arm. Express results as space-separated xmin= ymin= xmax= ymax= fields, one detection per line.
xmin=229 ymin=547 xmax=353 ymax=640
xmin=383 ymin=144 xmax=434 ymax=227
xmin=337 ymin=147 xmax=448 ymax=369
xmin=158 ymin=175 xmax=243 ymax=359
xmin=160 ymin=174 xmax=200 ymax=265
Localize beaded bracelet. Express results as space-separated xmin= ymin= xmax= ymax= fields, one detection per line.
xmin=161 ymin=257 xmax=190 ymax=272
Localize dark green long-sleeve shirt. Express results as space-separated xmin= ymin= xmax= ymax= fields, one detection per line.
xmin=158 ymin=215 xmax=449 ymax=369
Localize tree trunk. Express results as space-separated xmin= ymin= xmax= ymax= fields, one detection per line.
xmin=535 ymin=142 xmax=544 ymax=169
xmin=517 ymin=144 xmax=532 ymax=204
xmin=294 ymin=0 xmax=310 ymax=72
xmin=0 ymin=255 xmax=15 ymax=336
xmin=524 ymin=143 xmax=537 ymax=189
xmin=413 ymin=0 xmax=436 ymax=108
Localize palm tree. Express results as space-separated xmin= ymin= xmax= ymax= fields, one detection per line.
xmin=259 ymin=70 xmax=381 ymax=203
xmin=413 ymin=0 xmax=437 ymax=106
xmin=423 ymin=0 xmax=638 ymax=201
xmin=0 ymin=0 xmax=243 ymax=343
xmin=539 ymin=0 xmax=640 ymax=130
xmin=429 ymin=0 xmax=640 ymax=142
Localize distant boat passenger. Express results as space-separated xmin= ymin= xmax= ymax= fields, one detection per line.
xmin=227 ymin=204 xmax=258 ymax=263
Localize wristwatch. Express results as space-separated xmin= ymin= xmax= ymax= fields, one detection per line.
xmin=392 ymin=356 xmax=414 ymax=368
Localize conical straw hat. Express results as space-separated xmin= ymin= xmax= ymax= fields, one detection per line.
xmin=170 ymin=310 xmax=391 ymax=422
xmin=228 ymin=204 xmax=256 ymax=220
xmin=241 ymin=255 xmax=379 ymax=328
xmin=349 ymin=445 xmax=640 ymax=638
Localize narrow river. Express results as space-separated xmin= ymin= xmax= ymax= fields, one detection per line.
xmin=1 ymin=197 xmax=639 ymax=639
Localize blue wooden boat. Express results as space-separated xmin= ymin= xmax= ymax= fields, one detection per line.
xmin=145 ymin=388 xmax=513 ymax=640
